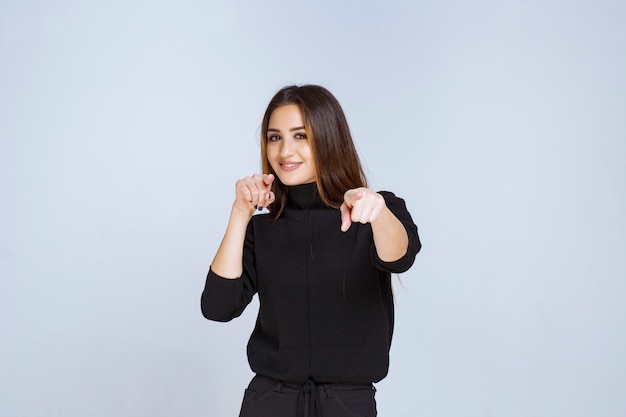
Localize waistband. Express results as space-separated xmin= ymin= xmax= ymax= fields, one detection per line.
xmin=250 ymin=374 xmax=374 ymax=417
xmin=254 ymin=374 xmax=373 ymax=391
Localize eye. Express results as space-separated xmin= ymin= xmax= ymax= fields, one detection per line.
xmin=294 ymin=132 xmax=307 ymax=140
xmin=267 ymin=134 xmax=280 ymax=142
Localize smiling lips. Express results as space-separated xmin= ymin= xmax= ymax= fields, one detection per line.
xmin=279 ymin=162 xmax=302 ymax=171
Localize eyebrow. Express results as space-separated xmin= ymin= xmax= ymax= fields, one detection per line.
xmin=267 ymin=126 xmax=306 ymax=132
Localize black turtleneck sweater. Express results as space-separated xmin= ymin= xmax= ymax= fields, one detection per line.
xmin=201 ymin=183 xmax=421 ymax=384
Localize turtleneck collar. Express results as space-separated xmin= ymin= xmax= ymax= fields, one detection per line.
xmin=285 ymin=182 xmax=326 ymax=210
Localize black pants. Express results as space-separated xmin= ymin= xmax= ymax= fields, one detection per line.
xmin=238 ymin=374 xmax=377 ymax=417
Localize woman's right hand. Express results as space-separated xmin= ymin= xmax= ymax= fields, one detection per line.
xmin=210 ymin=173 xmax=276 ymax=279
xmin=233 ymin=173 xmax=275 ymax=218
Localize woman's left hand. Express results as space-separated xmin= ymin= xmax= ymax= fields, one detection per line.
xmin=340 ymin=187 xmax=386 ymax=232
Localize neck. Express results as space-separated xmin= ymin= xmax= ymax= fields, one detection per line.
xmin=286 ymin=182 xmax=323 ymax=210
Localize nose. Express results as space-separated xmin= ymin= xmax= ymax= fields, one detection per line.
xmin=279 ymin=138 xmax=295 ymax=157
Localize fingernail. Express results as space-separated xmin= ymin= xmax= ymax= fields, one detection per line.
xmin=257 ymin=206 xmax=263 ymax=211
xmin=254 ymin=205 xmax=258 ymax=209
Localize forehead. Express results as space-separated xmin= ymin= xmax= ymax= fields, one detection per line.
xmin=268 ymin=104 xmax=305 ymax=128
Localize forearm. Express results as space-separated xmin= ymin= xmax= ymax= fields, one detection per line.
xmin=370 ymin=206 xmax=409 ymax=262
xmin=210 ymin=207 xmax=252 ymax=279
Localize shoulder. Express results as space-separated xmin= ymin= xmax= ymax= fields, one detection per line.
xmin=377 ymin=190 xmax=399 ymax=198
xmin=377 ymin=190 xmax=407 ymax=207
xmin=377 ymin=191 xmax=415 ymax=222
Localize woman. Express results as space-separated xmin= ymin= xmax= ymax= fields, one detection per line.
xmin=201 ymin=85 xmax=421 ymax=417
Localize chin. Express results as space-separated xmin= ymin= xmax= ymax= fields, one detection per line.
xmin=278 ymin=176 xmax=315 ymax=186
xmin=280 ymin=179 xmax=304 ymax=186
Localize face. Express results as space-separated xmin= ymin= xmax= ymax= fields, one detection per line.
xmin=266 ymin=104 xmax=317 ymax=185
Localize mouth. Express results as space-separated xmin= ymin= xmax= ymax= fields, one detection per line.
xmin=279 ymin=162 xmax=302 ymax=171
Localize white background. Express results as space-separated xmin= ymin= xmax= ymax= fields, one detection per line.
xmin=1 ymin=1 xmax=625 ymax=416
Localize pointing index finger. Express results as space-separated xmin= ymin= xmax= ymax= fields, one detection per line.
xmin=344 ymin=189 xmax=363 ymax=207
xmin=262 ymin=173 xmax=275 ymax=186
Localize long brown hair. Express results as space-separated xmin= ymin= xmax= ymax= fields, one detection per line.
xmin=261 ymin=85 xmax=367 ymax=219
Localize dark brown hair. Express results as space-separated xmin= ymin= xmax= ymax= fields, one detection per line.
xmin=261 ymin=85 xmax=367 ymax=219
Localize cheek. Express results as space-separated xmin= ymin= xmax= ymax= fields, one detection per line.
xmin=302 ymin=143 xmax=314 ymax=159
xmin=266 ymin=146 xmax=278 ymax=161
xmin=307 ymin=147 xmax=317 ymax=169
xmin=267 ymin=147 xmax=280 ymax=172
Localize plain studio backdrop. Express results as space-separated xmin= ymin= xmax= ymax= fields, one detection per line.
xmin=1 ymin=1 xmax=624 ymax=416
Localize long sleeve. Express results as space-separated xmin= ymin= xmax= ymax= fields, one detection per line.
xmin=200 ymin=183 xmax=422 ymax=383
xmin=201 ymin=222 xmax=258 ymax=322
xmin=370 ymin=192 xmax=421 ymax=273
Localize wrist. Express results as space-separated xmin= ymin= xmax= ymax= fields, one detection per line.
xmin=232 ymin=209 xmax=254 ymax=224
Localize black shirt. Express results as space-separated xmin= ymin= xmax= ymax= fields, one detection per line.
xmin=201 ymin=182 xmax=421 ymax=383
